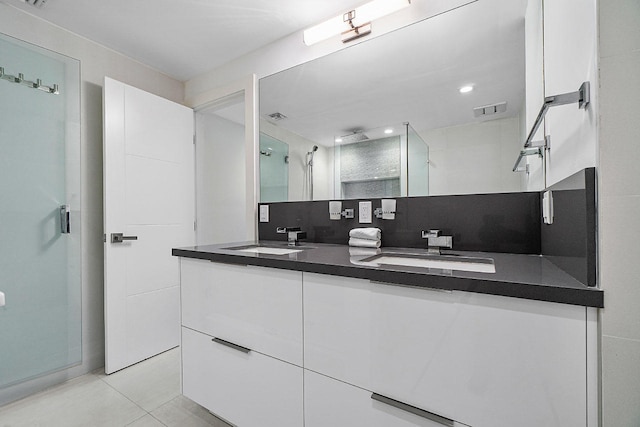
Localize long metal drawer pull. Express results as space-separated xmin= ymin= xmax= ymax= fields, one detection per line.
xmin=371 ymin=393 xmax=468 ymax=427
xmin=212 ymin=337 xmax=251 ymax=354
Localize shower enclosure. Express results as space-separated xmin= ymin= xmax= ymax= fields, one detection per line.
xmin=259 ymin=132 xmax=289 ymax=202
xmin=336 ymin=122 xmax=429 ymax=199
xmin=0 ymin=33 xmax=81 ymax=403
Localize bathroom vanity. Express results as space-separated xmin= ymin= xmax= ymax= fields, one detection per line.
xmin=173 ymin=242 xmax=601 ymax=427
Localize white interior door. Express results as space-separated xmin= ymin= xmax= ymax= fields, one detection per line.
xmin=103 ymin=77 xmax=194 ymax=374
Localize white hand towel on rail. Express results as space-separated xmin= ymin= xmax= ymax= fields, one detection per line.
xmin=349 ymin=227 xmax=382 ymax=241
xmin=349 ymin=237 xmax=381 ymax=248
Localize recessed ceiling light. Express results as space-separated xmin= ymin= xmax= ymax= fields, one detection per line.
xmin=459 ymin=85 xmax=474 ymax=94
xmin=335 ymin=137 xmax=343 ymax=143
xmin=384 ymin=128 xmax=393 ymax=134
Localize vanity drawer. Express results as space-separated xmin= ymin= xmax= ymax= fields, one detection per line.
xmin=305 ymin=370 xmax=466 ymax=427
xmin=181 ymin=326 xmax=303 ymax=427
xmin=303 ymin=272 xmax=587 ymax=427
xmin=304 ymin=272 xmax=459 ymax=419
xmin=180 ymin=258 xmax=302 ymax=365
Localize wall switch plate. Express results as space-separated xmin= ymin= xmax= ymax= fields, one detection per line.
xmin=329 ymin=201 xmax=342 ymax=220
xmin=359 ymin=201 xmax=372 ymax=223
xmin=259 ymin=205 xmax=269 ymax=223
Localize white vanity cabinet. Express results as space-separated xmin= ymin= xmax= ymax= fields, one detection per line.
xmin=179 ymin=257 xmax=593 ymax=427
xmin=303 ymin=272 xmax=589 ymax=427
xmin=180 ymin=258 xmax=303 ymax=427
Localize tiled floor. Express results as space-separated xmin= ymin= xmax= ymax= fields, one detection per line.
xmin=0 ymin=348 xmax=231 ymax=427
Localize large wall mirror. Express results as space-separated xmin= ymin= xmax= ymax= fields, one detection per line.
xmin=259 ymin=0 xmax=540 ymax=202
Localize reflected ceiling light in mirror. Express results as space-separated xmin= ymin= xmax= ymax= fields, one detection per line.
xmin=303 ymin=0 xmax=411 ymax=46
xmin=459 ymin=85 xmax=474 ymax=93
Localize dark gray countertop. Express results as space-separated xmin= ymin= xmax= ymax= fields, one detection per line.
xmin=172 ymin=241 xmax=603 ymax=308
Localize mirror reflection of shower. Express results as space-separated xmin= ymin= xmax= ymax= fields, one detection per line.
xmin=259 ymin=132 xmax=289 ymax=202
xmin=304 ymin=145 xmax=318 ymax=200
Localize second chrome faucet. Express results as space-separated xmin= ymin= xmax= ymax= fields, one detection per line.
xmin=421 ymin=230 xmax=452 ymax=255
xmin=276 ymin=227 xmax=307 ymax=246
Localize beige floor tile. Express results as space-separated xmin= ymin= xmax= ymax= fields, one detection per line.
xmin=150 ymin=396 xmax=232 ymax=427
xmin=0 ymin=374 xmax=145 ymax=427
xmin=98 ymin=347 xmax=181 ymax=412
xmin=126 ymin=414 xmax=167 ymax=427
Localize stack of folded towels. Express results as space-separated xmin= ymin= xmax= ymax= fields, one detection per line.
xmin=349 ymin=227 xmax=382 ymax=248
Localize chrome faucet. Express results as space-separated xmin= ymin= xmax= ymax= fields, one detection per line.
xmin=276 ymin=227 xmax=307 ymax=246
xmin=421 ymin=230 xmax=452 ymax=255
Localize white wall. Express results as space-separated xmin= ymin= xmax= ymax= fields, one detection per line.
xmin=523 ymin=0 xmax=545 ymax=190
xmin=0 ymin=1 xmax=183 ymax=403
xmin=195 ymin=113 xmax=248 ymax=244
xmin=542 ymin=0 xmax=598 ymax=187
xmin=185 ymin=0 xmax=475 ymax=99
xmin=597 ymin=0 xmax=640 ymax=425
xmin=420 ymin=116 xmax=524 ymax=196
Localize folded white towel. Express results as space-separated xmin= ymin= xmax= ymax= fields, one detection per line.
xmin=348 ymin=247 xmax=381 ymax=257
xmin=349 ymin=237 xmax=381 ymax=248
xmin=349 ymin=227 xmax=382 ymax=241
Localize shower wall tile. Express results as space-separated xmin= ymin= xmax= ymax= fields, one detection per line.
xmin=339 ymin=137 xmax=400 ymax=182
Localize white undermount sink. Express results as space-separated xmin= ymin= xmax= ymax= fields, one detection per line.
xmin=364 ymin=253 xmax=496 ymax=273
xmin=225 ymin=245 xmax=303 ymax=255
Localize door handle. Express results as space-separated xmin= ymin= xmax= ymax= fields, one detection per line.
xmin=60 ymin=205 xmax=70 ymax=234
xmin=110 ymin=233 xmax=138 ymax=243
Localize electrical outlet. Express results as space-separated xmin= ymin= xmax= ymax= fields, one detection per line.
xmin=259 ymin=205 xmax=269 ymax=223
xmin=359 ymin=201 xmax=372 ymax=223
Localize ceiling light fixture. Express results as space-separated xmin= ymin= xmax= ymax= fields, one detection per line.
xmin=384 ymin=128 xmax=393 ymax=134
xmin=303 ymin=0 xmax=411 ymax=46
xmin=459 ymin=85 xmax=474 ymax=94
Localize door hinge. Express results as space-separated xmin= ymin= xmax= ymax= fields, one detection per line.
xmin=194 ymin=221 xmax=197 ymax=231
xmin=193 ymin=134 xmax=196 ymax=145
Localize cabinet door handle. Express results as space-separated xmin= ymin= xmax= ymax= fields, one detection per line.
xmin=371 ymin=393 xmax=470 ymax=427
xmin=212 ymin=337 xmax=251 ymax=354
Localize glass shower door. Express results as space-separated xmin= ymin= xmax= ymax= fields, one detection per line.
xmin=259 ymin=132 xmax=289 ymax=202
xmin=407 ymin=123 xmax=429 ymax=196
xmin=0 ymin=34 xmax=81 ymax=390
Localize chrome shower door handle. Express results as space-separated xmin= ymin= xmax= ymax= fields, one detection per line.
xmin=110 ymin=233 xmax=138 ymax=243
xmin=60 ymin=205 xmax=70 ymax=234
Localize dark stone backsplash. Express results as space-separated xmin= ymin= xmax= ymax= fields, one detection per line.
xmin=259 ymin=192 xmax=542 ymax=254
xmin=258 ymin=168 xmax=597 ymax=287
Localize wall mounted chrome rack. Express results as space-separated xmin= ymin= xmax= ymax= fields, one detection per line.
xmin=0 ymin=66 xmax=59 ymax=95
xmin=513 ymin=81 xmax=590 ymax=172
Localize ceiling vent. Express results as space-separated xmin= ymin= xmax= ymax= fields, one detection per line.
xmin=267 ymin=112 xmax=287 ymax=121
xmin=473 ymin=101 xmax=507 ymax=118
xmin=22 ymin=0 xmax=49 ymax=8
xmin=22 ymin=0 xmax=47 ymax=9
